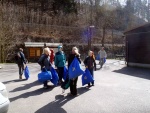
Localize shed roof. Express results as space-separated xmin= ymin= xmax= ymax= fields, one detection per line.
xmin=25 ymin=42 xmax=44 ymax=47
xmin=46 ymin=43 xmax=62 ymax=47
xmin=24 ymin=42 xmax=62 ymax=47
xmin=124 ymin=22 xmax=150 ymax=34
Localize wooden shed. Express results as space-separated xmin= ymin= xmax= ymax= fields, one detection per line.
xmin=24 ymin=42 xmax=62 ymax=62
xmin=124 ymin=23 xmax=150 ymax=68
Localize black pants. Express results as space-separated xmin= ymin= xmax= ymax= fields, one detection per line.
xmin=43 ymin=81 xmax=48 ymax=87
xmin=18 ymin=64 xmax=24 ymax=76
xmin=70 ymin=77 xmax=78 ymax=95
xmin=41 ymin=68 xmax=48 ymax=87
xmin=88 ymin=68 xmax=94 ymax=86
xmin=57 ymin=67 xmax=64 ymax=83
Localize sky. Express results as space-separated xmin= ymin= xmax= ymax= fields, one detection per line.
xmin=119 ymin=0 xmax=149 ymax=4
xmin=119 ymin=0 xmax=125 ymax=5
xmin=119 ymin=0 xmax=125 ymax=3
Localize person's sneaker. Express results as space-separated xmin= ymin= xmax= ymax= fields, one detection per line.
xmin=87 ymin=85 xmax=91 ymax=88
xmin=19 ymin=76 xmax=22 ymax=80
xmin=68 ymin=93 xmax=73 ymax=96
xmin=74 ymin=93 xmax=79 ymax=96
xmin=62 ymin=89 xmax=65 ymax=94
xmin=58 ymin=81 xmax=62 ymax=85
xmin=43 ymin=86 xmax=48 ymax=89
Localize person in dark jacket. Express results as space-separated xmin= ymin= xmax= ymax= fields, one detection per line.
xmin=84 ymin=51 xmax=96 ymax=87
xmin=54 ymin=45 xmax=66 ymax=85
xmin=16 ymin=48 xmax=26 ymax=80
xmin=38 ymin=47 xmax=51 ymax=89
xmin=68 ymin=47 xmax=81 ymax=96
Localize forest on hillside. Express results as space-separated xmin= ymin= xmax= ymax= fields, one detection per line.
xmin=1 ymin=0 xmax=149 ymax=28
xmin=0 ymin=0 xmax=149 ymax=62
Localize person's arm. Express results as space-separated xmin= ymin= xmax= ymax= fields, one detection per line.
xmin=105 ymin=51 xmax=107 ymax=58
xmin=54 ymin=54 xmax=58 ymax=67
xmin=99 ymin=50 xmax=101 ymax=57
xmin=76 ymin=54 xmax=81 ymax=64
xmin=68 ymin=55 xmax=71 ymax=69
xmin=20 ymin=52 xmax=26 ymax=64
xmin=84 ymin=57 xmax=88 ymax=68
xmin=93 ymin=58 xmax=96 ymax=71
xmin=64 ymin=54 xmax=66 ymax=64
xmin=38 ymin=55 xmax=45 ymax=67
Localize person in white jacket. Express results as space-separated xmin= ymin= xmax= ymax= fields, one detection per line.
xmin=98 ymin=47 xmax=107 ymax=68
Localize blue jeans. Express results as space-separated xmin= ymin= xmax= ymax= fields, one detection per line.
xmin=100 ymin=58 xmax=104 ymax=68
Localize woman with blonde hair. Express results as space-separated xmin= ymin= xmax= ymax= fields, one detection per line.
xmin=84 ymin=50 xmax=96 ymax=87
xmin=38 ymin=47 xmax=51 ymax=89
xmin=68 ymin=46 xmax=81 ymax=96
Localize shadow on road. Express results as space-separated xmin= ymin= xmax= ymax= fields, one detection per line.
xmin=9 ymin=86 xmax=55 ymax=102
xmin=9 ymin=80 xmax=41 ymax=92
xmin=35 ymin=87 xmax=91 ymax=113
xmin=113 ymin=67 xmax=150 ymax=80
xmin=2 ymin=79 xmax=27 ymax=84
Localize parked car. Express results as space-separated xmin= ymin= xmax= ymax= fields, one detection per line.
xmin=0 ymin=82 xmax=10 ymax=113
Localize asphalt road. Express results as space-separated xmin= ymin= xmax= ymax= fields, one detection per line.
xmin=1 ymin=60 xmax=150 ymax=113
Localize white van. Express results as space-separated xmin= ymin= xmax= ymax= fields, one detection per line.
xmin=0 ymin=82 xmax=10 ymax=113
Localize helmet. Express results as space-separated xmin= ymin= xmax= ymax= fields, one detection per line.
xmin=58 ymin=45 xmax=62 ymax=49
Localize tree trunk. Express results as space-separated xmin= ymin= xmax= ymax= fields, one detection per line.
xmin=1 ymin=44 xmax=4 ymax=63
xmin=0 ymin=42 xmax=2 ymax=63
xmin=101 ymin=26 xmax=105 ymax=47
xmin=112 ymin=29 xmax=114 ymax=58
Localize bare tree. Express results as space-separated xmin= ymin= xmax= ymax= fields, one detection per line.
xmin=0 ymin=3 xmax=23 ymax=63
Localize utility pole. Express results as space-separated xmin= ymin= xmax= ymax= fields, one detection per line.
xmin=0 ymin=2 xmax=3 ymax=63
xmin=88 ymin=0 xmax=94 ymax=51
xmin=112 ymin=29 xmax=114 ymax=58
xmin=0 ymin=24 xmax=1 ymax=63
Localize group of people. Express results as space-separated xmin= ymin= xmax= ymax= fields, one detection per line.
xmin=37 ymin=46 xmax=88 ymax=96
xmin=15 ymin=46 xmax=107 ymax=96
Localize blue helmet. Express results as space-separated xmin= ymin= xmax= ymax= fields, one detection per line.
xmin=58 ymin=45 xmax=62 ymax=49
xmin=58 ymin=45 xmax=62 ymax=51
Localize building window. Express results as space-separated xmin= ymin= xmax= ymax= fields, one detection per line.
xmin=36 ymin=50 xmax=41 ymax=56
xmin=29 ymin=48 xmax=41 ymax=57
